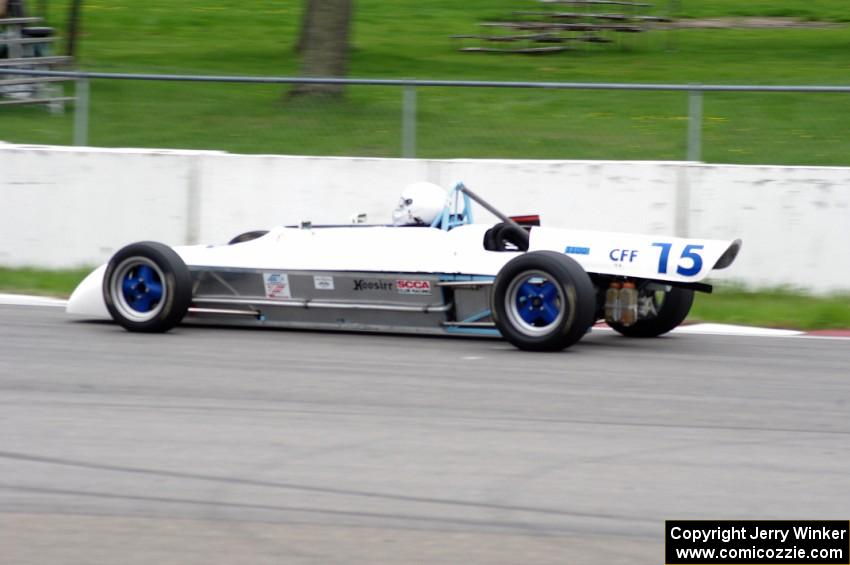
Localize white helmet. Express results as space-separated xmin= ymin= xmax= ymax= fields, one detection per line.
xmin=391 ymin=182 xmax=447 ymax=226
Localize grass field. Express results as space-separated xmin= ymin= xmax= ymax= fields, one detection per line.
xmin=0 ymin=267 xmax=93 ymax=298
xmin=689 ymin=286 xmax=850 ymax=330
xmin=1 ymin=0 xmax=849 ymax=162
xmin=1 ymin=267 xmax=848 ymax=330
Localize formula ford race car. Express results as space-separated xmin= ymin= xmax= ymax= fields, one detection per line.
xmin=67 ymin=182 xmax=742 ymax=351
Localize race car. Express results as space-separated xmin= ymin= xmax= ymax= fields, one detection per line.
xmin=67 ymin=182 xmax=742 ymax=351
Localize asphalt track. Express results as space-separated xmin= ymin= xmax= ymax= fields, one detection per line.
xmin=1 ymin=304 xmax=849 ymax=565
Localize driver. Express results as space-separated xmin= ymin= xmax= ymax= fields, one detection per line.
xmin=391 ymin=182 xmax=447 ymax=226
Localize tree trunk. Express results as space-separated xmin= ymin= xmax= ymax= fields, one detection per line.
xmin=66 ymin=0 xmax=83 ymax=58
xmin=295 ymin=0 xmax=316 ymax=53
xmin=290 ymin=0 xmax=354 ymax=98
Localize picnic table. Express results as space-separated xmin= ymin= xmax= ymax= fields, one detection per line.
xmin=453 ymin=0 xmax=664 ymax=54
xmin=538 ymin=0 xmax=652 ymax=5
xmin=480 ymin=21 xmax=644 ymax=32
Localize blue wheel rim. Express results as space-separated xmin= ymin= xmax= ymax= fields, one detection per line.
xmin=121 ymin=264 xmax=164 ymax=312
xmin=505 ymin=270 xmax=566 ymax=336
xmin=111 ymin=257 xmax=167 ymax=322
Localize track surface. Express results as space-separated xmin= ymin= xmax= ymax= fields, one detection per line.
xmin=1 ymin=304 xmax=849 ymax=564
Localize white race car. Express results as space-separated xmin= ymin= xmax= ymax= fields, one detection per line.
xmin=67 ymin=182 xmax=741 ymax=351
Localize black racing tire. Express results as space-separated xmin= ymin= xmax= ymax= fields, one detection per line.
xmin=491 ymin=251 xmax=596 ymax=351
xmin=228 ymin=230 xmax=269 ymax=244
xmin=608 ymin=286 xmax=695 ymax=338
xmin=102 ymin=241 xmax=192 ymax=333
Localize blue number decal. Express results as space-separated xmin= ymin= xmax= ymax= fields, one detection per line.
xmin=652 ymin=242 xmax=704 ymax=276
xmin=652 ymin=242 xmax=673 ymax=274
xmin=676 ymin=244 xmax=704 ymax=276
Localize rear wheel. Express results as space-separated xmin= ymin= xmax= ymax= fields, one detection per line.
xmin=102 ymin=241 xmax=192 ymax=332
xmin=608 ymin=286 xmax=694 ymax=337
xmin=491 ymin=251 xmax=596 ymax=351
xmin=483 ymin=222 xmax=530 ymax=251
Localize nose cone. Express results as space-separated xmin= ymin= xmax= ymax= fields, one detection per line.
xmin=66 ymin=264 xmax=110 ymax=319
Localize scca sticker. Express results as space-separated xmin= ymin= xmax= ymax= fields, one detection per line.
xmin=396 ymin=279 xmax=432 ymax=295
xmin=263 ymin=273 xmax=292 ymax=299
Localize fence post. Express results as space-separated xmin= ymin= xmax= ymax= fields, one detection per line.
xmin=687 ymin=88 xmax=702 ymax=162
xmin=73 ymin=78 xmax=89 ymax=146
xmin=402 ymin=84 xmax=417 ymax=158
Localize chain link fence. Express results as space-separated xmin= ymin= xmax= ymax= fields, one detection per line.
xmin=2 ymin=68 xmax=849 ymax=166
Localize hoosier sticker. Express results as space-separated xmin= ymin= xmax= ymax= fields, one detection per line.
xmin=353 ymin=279 xmax=393 ymax=292
xmin=396 ymin=279 xmax=432 ymax=295
xmin=263 ymin=273 xmax=292 ymax=299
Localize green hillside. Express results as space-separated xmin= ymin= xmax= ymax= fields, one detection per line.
xmin=1 ymin=0 xmax=849 ymax=162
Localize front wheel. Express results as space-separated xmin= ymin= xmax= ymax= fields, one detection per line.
xmin=608 ymin=286 xmax=694 ymax=337
xmin=491 ymin=251 xmax=596 ymax=351
xmin=102 ymin=241 xmax=192 ymax=332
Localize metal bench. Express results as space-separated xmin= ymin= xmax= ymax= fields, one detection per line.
xmin=0 ymin=54 xmax=71 ymax=66
xmin=0 ymin=14 xmax=73 ymax=109
xmin=0 ymin=16 xmax=42 ymax=25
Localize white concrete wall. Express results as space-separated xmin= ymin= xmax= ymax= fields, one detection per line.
xmin=1 ymin=143 xmax=848 ymax=293
xmin=688 ymin=165 xmax=850 ymax=291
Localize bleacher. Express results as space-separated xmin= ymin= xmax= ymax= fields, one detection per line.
xmin=0 ymin=0 xmax=74 ymax=108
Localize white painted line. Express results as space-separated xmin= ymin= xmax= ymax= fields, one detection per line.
xmin=672 ymin=323 xmax=804 ymax=337
xmin=0 ymin=293 xmax=67 ymax=308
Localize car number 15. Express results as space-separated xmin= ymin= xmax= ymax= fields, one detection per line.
xmin=652 ymin=242 xmax=704 ymax=277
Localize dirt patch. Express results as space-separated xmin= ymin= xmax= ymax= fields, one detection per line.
xmin=662 ymin=17 xmax=840 ymax=29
